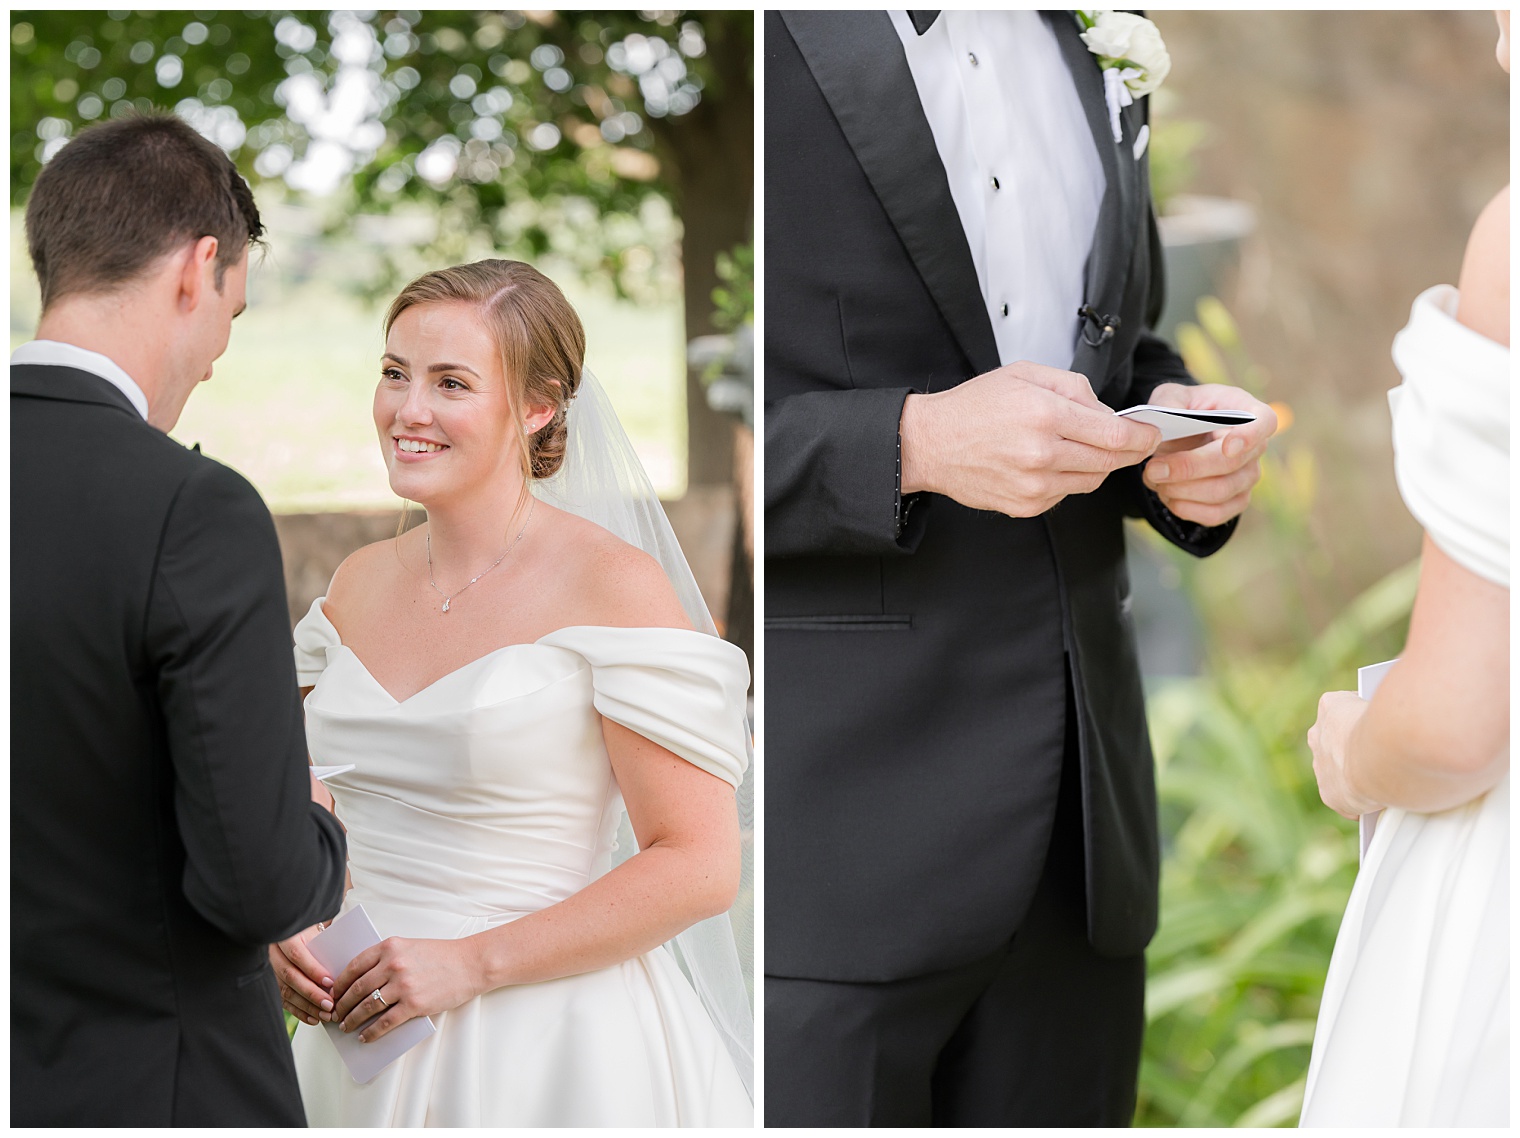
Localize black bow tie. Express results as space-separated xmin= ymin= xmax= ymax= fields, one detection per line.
xmin=908 ymin=11 xmax=940 ymax=35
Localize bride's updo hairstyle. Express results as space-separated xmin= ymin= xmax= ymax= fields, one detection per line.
xmin=385 ymin=259 xmax=585 ymax=480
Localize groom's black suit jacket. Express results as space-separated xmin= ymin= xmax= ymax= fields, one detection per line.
xmin=766 ymin=10 xmax=1235 ymax=982
xmin=11 ymin=364 xmax=348 ymax=1125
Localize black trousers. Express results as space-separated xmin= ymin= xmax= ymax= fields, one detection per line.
xmin=764 ymin=698 xmax=1147 ymax=1127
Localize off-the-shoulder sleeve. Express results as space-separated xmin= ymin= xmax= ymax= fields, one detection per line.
xmin=1389 ymin=284 xmax=1509 ymax=587
xmin=537 ymin=626 xmax=752 ymax=788
xmin=293 ymin=596 xmax=341 ymax=687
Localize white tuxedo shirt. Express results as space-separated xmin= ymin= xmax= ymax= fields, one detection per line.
xmin=891 ymin=10 xmax=1105 ymax=371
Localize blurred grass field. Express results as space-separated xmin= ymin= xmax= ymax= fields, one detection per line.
xmin=10 ymin=207 xmax=687 ymax=511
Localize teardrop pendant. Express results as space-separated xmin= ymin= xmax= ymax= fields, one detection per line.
xmin=442 ymin=598 xmax=451 ymax=613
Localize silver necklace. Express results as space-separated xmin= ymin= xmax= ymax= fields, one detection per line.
xmin=425 ymin=498 xmax=534 ymax=614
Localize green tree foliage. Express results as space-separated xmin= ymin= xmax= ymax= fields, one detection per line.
xmin=12 ymin=9 xmax=753 ymax=484
xmin=710 ymin=240 xmax=751 ymax=332
xmin=14 ymin=11 xmax=740 ymax=288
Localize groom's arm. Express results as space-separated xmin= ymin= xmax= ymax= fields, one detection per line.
xmin=766 ymin=386 xmax=929 ymax=559
xmin=768 ymin=366 xmax=1161 ymax=558
xmin=148 ymin=460 xmax=347 ymax=945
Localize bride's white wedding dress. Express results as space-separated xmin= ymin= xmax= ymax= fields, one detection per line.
xmin=1299 ymin=285 xmax=1508 ymax=1127
xmin=288 ymin=600 xmax=753 ymax=1126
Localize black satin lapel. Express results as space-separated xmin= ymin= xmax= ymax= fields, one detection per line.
xmin=1044 ymin=10 xmax=1139 ymax=385
xmin=11 ymin=364 xmax=140 ymax=417
xmin=782 ymin=10 xmax=1000 ymax=378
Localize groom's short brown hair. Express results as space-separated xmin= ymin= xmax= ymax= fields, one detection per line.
xmin=24 ymin=111 xmax=264 ymax=310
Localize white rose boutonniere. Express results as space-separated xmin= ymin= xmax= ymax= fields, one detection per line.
xmin=1076 ymin=10 xmax=1171 ymax=144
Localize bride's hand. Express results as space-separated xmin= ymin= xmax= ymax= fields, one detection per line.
xmin=1308 ymin=691 xmax=1383 ymax=819
xmin=331 ymin=936 xmax=485 ymax=1042
xmin=270 ymin=925 xmax=336 ymax=1026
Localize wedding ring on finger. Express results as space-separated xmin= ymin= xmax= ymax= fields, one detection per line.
xmin=371 ymin=988 xmax=391 ymax=1009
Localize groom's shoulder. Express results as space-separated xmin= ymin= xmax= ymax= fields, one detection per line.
xmin=131 ymin=438 xmax=268 ymax=533
xmin=13 ymin=377 xmax=276 ymax=566
xmin=116 ymin=440 xmax=274 ymax=547
xmin=156 ymin=451 xmax=274 ymax=545
xmin=13 ymin=364 xmax=202 ymax=481
xmin=143 ymin=453 xmax=280 ymax=576
xmin=95 ymin=407 xmax=263 ymax=511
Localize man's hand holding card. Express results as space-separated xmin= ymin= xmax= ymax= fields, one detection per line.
xmin=1136 ymin=381 xmax=1278 ymax=527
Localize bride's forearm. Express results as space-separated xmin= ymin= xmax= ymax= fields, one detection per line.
xmin=1346 ymin=675 xmax=1508 ymax=814
xmin=1342 ymin=536 xmax=1508 ymax=815
xmin=466 ymin=839 xmax=737 ymax=992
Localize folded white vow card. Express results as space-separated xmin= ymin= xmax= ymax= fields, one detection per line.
xmin=306 ymin=905 xmax=436 ymax=1083
xmin=1117 ymin=404 xmax=1257 ymax=442
xmin=1356 ymin=659 xmax=1398 ymax=862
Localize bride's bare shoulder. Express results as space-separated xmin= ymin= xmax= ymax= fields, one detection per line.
xmin=546 ymin=506 xmax=693 ymax=631
xmin=1456 ymin=184 xmax=1509 ymax=348
xmin=324 ymin=530 xmax=416 ymax=624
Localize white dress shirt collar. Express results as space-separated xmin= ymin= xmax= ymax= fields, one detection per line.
xmin=11 ymin=339 xmax=150 ymax=421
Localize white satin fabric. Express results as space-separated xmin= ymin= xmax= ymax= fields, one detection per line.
xmin=1300 ymin=285 xmax=1509 ymax=1127
xmin=1388 ymin=285 xmax=1509 ymax=586
xmin=288 ymin=600 xmax=752 ymax=1126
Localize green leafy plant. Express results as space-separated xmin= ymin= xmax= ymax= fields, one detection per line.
xmin=710 ymin=240 xmax=752 ymax=332
xmin=1137 ymin=559 xmax=1415 ymax=1127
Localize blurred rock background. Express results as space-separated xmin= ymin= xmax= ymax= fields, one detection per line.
xmin=1144 ymin=9 xmax=1507 ymax=657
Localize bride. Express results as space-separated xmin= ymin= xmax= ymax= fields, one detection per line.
xmin=1300 ymin=13 xmax=1508 ymax=1127
xmin=266 ymin=259 xmax=753 ymax=1125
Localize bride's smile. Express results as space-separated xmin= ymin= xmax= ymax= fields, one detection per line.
xmin=393 ymin=435 xmax=448 ymax=457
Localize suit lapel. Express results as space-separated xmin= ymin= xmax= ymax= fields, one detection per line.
xmin=782 ymin=10 xmax=1001 ymax=379
xmin=12 ymin=364 xmax=143 ymax=418
xmin=1043 ymin=10 xmax=1142 ymax=389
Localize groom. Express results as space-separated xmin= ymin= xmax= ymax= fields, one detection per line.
xmin=11 ymin=113 xmax=348 ymax=1125
xmin=765 ymin=11 xmax=1274 ymax=1125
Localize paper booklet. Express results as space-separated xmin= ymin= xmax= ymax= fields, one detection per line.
xmin=305 ymin=905 xmax=436 ymax=1083
xmin=1355 ymin=659 xmax=1398 ymax=862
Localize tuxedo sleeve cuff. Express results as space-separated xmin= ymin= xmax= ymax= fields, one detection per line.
xmin=1138 ymin=473 xmax=1238 ymax=557
xmin=766 ymin=386 xmax=929 ymax=557
xmin=894 ymin=421 xmax=925 ymax=544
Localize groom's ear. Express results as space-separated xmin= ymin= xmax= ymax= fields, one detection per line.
xmin=175 ymin=235 xmax=221 ymax=313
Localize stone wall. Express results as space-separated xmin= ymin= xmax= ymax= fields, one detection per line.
xmin=1150 ymin=10 xmax=1507 ymax=647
